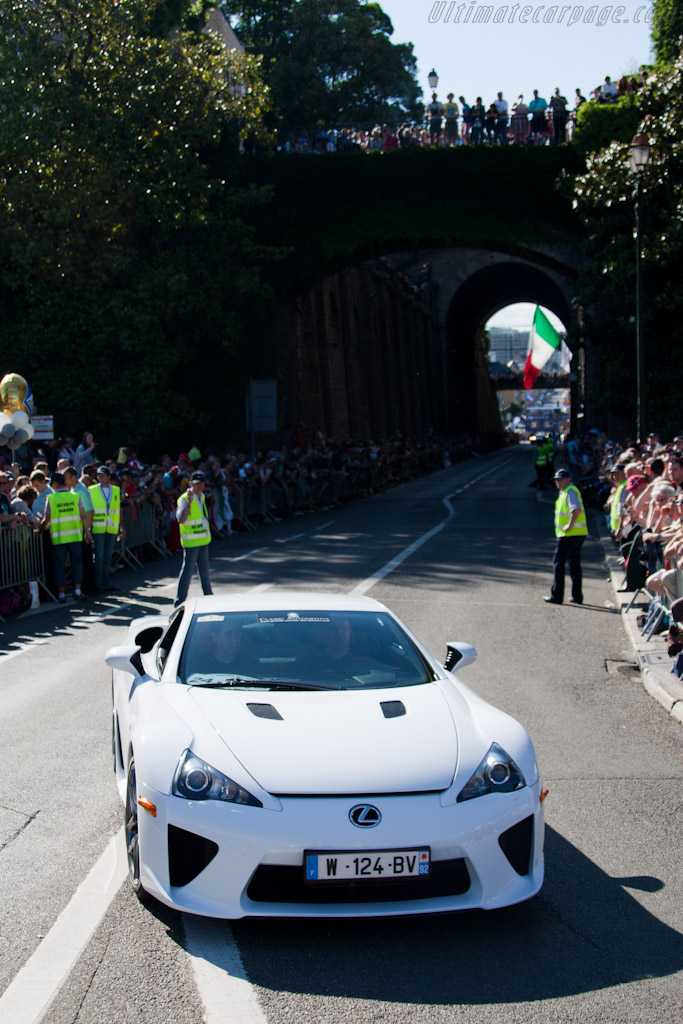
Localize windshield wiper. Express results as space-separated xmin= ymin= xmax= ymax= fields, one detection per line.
xmin=189 ymin=678 xmax=334 ymax=690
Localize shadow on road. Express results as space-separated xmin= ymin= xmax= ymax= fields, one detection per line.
xmin=223 ymin=826 xmax=683 ymax=1005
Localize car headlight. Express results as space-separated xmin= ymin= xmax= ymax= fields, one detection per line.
xmin=172 ymin=750 xmax=263 ymax=807
xmin=456 ymin=743 xmax=526 ymax=802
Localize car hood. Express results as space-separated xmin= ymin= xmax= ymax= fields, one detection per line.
xmin=187 ymin=683 xmax=457 ymax=794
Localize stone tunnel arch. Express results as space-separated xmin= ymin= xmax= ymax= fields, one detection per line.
xmin=445 ymin=260 xmax=576 ymax=435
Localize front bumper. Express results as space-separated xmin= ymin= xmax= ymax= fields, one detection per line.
xmin=136 ymin=782 xmax=545 ymax=918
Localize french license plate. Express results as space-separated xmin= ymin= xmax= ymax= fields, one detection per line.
xmin=305 ymin=848 xmax=430 ymax=882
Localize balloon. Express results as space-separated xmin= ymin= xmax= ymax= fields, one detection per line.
xmin=0 ymin=434 xmax=7 ymax=446
xmin=0 ymin=373 xmax=30 ymax=416
xmin=0 ymin=420 xmax=14 ymax=438
xmin=12 ymin=428 xmax=28 ymax=445
xmin=11 ymin=409 xmax=29 ymax=429
xmin=25 ymin=422 xmax=35 ymax=440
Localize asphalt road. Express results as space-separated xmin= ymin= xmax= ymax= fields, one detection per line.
xmin=1 ymin=446 xmax=681 ymax=1024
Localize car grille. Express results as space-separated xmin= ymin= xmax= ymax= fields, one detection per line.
xmin=246 ymin=859 xmax=470 ymax=904
xmin=498 ymin=815 xmax=533 ymax=875
xmin=168 ymin=825 xmax=219 ymax=887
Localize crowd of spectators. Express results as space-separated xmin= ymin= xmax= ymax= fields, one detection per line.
xmin=271 ymin=71 xmax=649 ymax=154
xmin=590 ymin=430 xmax=683 ymax=679
xmin=0 ymin=428 xmax=492 ymax=613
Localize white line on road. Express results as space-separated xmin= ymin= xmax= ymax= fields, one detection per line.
xmin=274 ymin=533 xmax=305 ymax=544
xmin=0 ymin=830 xmax=127 ymax=1024
xmin=183 ymin=918 xmax=269 ymax=1024
xmin=227 ymin=548 xmax=267 ymax=563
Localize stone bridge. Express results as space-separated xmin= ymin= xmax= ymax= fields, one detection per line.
xmin=239 ymin=146 xmax=587 ymax=441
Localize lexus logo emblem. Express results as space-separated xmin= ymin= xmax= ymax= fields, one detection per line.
xmin=349 ymin=804 xmax=381 ymax=828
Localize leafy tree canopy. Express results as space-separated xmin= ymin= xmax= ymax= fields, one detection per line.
xmin=220 ymin=0 xmax=422 ymax=129
xmin=571 ymin=53 xmax=683 ymax=437
xmin=0 ymin=0 xmax=273 ymax=448
xmin=652 ymin=0 xmax=683 ymax=66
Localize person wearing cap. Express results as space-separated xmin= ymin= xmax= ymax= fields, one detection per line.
xmin=89 ymin=466 xmax=124 ymax=592
xmin=544 ymin=468 xmax=588 ymax=605
xmin=174 ymin=471 xmax=214 ymax=607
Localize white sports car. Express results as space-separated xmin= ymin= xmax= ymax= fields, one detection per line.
xmin=105 ymin=592 xmax=545 ymax=918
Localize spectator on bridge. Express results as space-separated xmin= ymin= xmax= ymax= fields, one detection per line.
xmin=550 ymin=89 xmax=569 ymax=144
xmin=510 ymin=96 xmax=529 ymax=144
xmin=458 ymin=96 xmax=472 ymax=144
xmin=493 ymin=92 xmax=509 ymax=144
xmin=470 ymin=98 xmax=486 ymax=145
xmin=443 ymin=94 xmax=459 ymax=146
xmin=600 ymin=75 xmax=618 ymax=102
xmin=426 ymin=93 xmax=443 ymax=145
xmin=529 ymin=90 xmax=548 ymax=144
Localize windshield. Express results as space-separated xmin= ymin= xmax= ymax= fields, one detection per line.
xmin=179 ymin=610 xmax=436 ymax=690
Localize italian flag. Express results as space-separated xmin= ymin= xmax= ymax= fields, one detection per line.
xmin=523 ymin=306 xmax=562 ymax=390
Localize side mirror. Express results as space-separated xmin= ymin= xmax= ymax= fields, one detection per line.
xmin=134 ymin=625 xmax=164 ymax=653
xmin=105 ymin=644 xmax=145 ymax=679
xmin=444 ymin=642 xmax=477 ymax=672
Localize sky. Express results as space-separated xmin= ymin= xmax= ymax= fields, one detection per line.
xmin=380 ymin=0 xmax=654 ymax=108
xmin=379 ymin=1 xmax=654 ymax=333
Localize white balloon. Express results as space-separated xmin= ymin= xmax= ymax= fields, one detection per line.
xmin=12 ymin=428 xmax=29 ymax=445
xmin=11 ymin=410 xmax=29 ymax=429
xmin=1 ymin=421 xmax=15 ymax=437
xmin=25 ymin=422 xmax=35 ymax=440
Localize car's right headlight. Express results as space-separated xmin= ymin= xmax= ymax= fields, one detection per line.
xmin=456 ymin=743 xmax=526 ymax=802
xmin=172 ymin=749 xmax=262 ymax=807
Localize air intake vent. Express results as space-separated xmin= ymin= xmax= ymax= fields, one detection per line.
xmin=247 ymin=703 xmax=283 ymax=720
xmin=380 ymin=700 xmax=406 ymax=719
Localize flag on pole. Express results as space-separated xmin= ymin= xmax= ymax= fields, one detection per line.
xmin=523 ymin=306 xmax=562 ymax=390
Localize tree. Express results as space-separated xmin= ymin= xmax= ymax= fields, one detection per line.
xmin=652 ymin=0 xmax=683 ymax=66
xmin=221 ymin=0 xmax=422 ymax=129
xmin=0 ymin=1 xmax=273 ymax=448
xmin=571 ymin=53 xmax=683 ymax=437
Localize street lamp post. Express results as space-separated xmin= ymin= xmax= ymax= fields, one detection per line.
xmin=428 ymin=69 xmax=439 ymax=91
xmin=628 ymin=131 xmax=651 ymax=444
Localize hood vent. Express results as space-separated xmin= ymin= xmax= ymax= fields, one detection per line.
xmin=247 ymin=703 xmax=283 ymax=721
xmin=380 ymin=700 xmax=406 ymax=719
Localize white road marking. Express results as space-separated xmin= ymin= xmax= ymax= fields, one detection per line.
xmin=183 ymin=918 xmax=269 ymax=1024
xmin=315 ymin=521 xmax=334 ymax=530
xmin=274 ymin=533 xmax=305 ymax=544
xmin=227 ymin=548 xmax=267 ymax=563
xmin=0 ymin=830 xmax=127 ymax=1024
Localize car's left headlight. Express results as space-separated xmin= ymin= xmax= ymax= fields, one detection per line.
xmin=172 ymin=749 xmax=263 ymax=807
xmin=456 ymin=743 xmax=526 ymax=802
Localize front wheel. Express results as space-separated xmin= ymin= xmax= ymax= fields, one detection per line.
xmin=125 ymin=757 xmax=151 ymax=902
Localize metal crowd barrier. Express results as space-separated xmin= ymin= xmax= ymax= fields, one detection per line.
xmin=0 ymin=524 xmax=56 ymax=618
xmin=115 ymin=500 xmax=171 ymax=569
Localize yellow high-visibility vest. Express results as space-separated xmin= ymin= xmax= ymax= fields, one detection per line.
xmin=89 ymin=485 xmax=121 ymax=535
xmin=47 ymin=491 xmax=83 ymax=545
xmin=555 ymin=484 xmax=588 ymax=537
xmin=178 ymin=493 xmax=211 ymax=548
